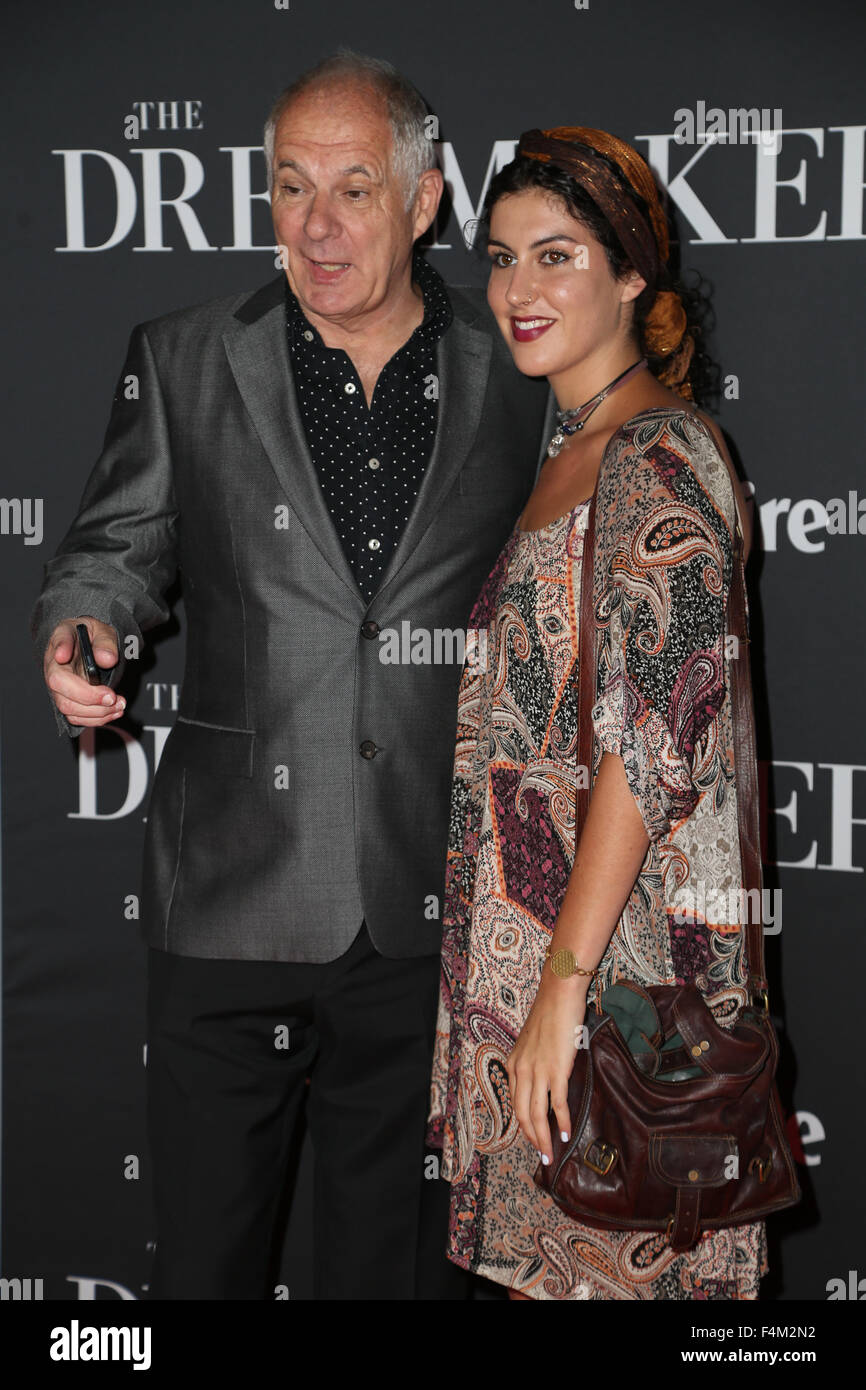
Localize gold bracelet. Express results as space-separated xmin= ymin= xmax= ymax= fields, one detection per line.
xmin=544 ymin=947 xmax=598 ymax=980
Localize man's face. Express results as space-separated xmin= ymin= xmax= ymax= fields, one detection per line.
xmin=270 ymin=81 xmax=442 ymax=329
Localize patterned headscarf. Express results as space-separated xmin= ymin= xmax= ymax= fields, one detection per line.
xmin=516 ymin=126 xmax=694 ymax=399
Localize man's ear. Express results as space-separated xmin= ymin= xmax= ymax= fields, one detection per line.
xmin=412 ymin=167 xmax=445 ymax=240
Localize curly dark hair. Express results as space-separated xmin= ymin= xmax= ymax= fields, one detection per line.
xmin=471 ymin=147 xmax=720 ymax=410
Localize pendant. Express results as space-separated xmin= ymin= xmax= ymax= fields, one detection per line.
xmin=546 ymin=419 xmax=585 ymax=458
xmin=547 ymin=431 xmax=566 ymax=458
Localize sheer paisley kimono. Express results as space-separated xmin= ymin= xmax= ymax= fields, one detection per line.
xmin=426 ymin=407 xmax=768 ymax=1300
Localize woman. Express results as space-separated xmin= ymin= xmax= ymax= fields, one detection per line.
xmin=426 ymin=126 xmax=764 ymax=1300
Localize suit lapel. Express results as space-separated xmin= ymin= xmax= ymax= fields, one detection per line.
xmin=223 ymin=276 xmax=363 ymax=603
xmin=374 ymin=313 xmax=491 ymax=599
xmin=223 ymin=273 xmax=494 ymax=607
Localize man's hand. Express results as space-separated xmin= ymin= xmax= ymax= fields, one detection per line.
xmin=44 ymin=618 xmax=125 ymax=726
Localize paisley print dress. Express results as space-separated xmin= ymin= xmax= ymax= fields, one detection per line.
xmin=427 ymin=408 xmax=769 ymax=1300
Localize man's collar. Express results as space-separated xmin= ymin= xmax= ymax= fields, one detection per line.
xmin=283 ymin=246 xmax=453 ymax=348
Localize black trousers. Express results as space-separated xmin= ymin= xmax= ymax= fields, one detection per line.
xmin=145 ymin=922 xmax=467 ymax=1300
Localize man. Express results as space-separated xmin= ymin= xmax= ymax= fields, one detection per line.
xmin=32 ymin=51 xmax=552 ymax=1299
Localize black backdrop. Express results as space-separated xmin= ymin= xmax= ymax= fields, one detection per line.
xmin=3 ymin=0 xmax=865 ymax=1304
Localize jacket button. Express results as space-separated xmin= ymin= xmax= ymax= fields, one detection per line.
xmin=359 ymin=740 xmax=378 ymax=759
xmin=361 ymin=620 xmax=380 ymax=639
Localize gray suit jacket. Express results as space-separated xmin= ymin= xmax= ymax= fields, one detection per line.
xmin=31 ymin=269 xmax=555 ymax=961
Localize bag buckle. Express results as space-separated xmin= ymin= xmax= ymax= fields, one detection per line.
xmin=583 ymin=1139 xmax=618 ymax=1176
xmin=748 ymin=1153 xmax=773 ymax=1183
xmin=751 ymin=988 xmax=770 ymax=1014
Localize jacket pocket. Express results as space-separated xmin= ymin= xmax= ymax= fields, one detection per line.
xmin=166 ymin=715 xmax=255 ymax=778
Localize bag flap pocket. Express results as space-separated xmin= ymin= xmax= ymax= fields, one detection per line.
xmin=649 ymin=1132 xmax=737 ymax=1188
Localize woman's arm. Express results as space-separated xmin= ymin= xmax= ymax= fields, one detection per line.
xmin=507 ymin=749 xmax=650 ymax=1164
xmin=697 ymin=411 xmax=752 ymax=562
xmin=508 ymin=420 xmax=736 ymax=1164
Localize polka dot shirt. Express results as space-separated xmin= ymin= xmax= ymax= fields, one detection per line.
xmin=285 ymin=250 xmax=453 ymax=602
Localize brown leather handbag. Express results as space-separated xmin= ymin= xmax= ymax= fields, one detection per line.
xmin=533 ymin=478 xmax=801 ymax=1251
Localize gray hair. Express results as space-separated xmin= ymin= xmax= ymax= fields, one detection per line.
xmin=263 ymin=50 xmax=437 ymax=210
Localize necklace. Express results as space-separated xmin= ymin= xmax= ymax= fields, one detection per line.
xmin=546 ymin=357 xmax=648 ymax=458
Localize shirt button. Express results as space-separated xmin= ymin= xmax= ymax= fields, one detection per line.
xmin=368 ymin=457 xmax=381 ymax=470
xmin=344 ymin=382 xmax=357 ymax=395
xmin=303 ymin=330 xmax=314 ymax=342
xmin=361 ymin=620 xmax=380 ymax=639
xmin=367 ymin=538 xmax=380 ymax=551
xmin=359 ymin=740 xmax=378 ymax=759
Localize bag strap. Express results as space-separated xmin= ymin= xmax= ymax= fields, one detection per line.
xmin=574 ymin=472 xmax=768 ymax=1011
xmin=575 ymin=480 xmax=598 ymax=855
xmin=727 ymin=520 xmax=769 ymax=1002
xmin=576 ymin=478 xmax=601 ymax=1013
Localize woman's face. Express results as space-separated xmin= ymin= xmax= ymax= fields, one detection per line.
xmin=485 ymin=187 xmax=645 ymax=388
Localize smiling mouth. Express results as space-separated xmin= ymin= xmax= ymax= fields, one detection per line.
xmin=306 ymin=256 xmax=351 ymax=270
xmin=510 ymin=315 xmax=557 ymax=341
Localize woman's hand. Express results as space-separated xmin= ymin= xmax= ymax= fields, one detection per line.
xmin=506 ymin=971 xmax=588 ymax=1165
xmin=506 ymin=754 xmax=648 ymax=1165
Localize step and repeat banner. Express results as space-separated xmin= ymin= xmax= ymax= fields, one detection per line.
xmin=2 ymin=0 xmax=864 ymax=1304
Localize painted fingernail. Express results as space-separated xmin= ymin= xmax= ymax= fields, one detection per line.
xmin=561 ymin=1131 xmax=569 ymax=1142
xmin=541 ymin=1153 xmax=550 ymax=1165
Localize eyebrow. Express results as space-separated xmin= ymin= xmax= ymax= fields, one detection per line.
xmin=487 ymin=234 xmax=582 ymax=251
xmin=276 ymin=158 xmax=378 ymax=179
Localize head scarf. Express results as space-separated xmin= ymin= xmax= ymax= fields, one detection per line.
xmin=516 ymin=126 xmax=694 ymax=397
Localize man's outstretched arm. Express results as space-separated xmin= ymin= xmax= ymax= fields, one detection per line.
xmin=31 ymin=321 xmax=179 ymax=736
